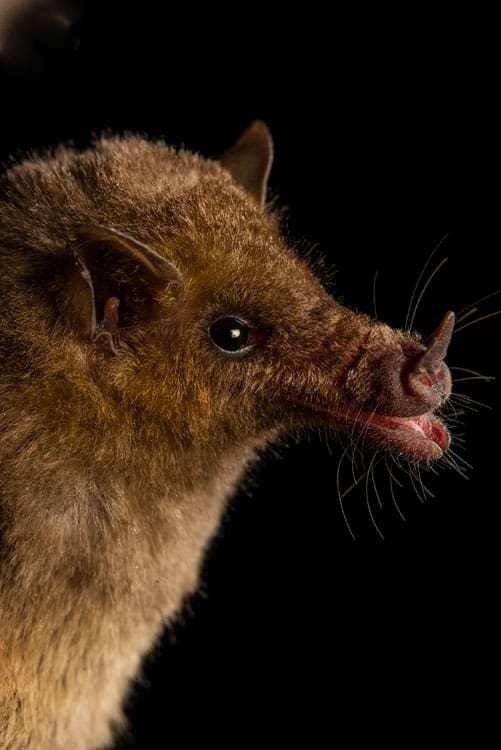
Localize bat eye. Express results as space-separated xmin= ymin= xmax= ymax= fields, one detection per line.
xmin=209 ymin=317 xmax=251 ymax=353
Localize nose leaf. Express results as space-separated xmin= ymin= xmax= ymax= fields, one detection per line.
xmin=404 ymin=311 xmax=455 ymax=406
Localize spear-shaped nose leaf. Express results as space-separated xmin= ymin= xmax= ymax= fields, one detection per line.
xmin=404 ymin=311 xmax=455 ymax=404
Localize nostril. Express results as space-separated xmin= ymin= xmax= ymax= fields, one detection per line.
xmin=406 ymin=364 xmax=450 ymax=400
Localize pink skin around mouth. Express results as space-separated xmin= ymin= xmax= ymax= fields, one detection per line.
xmin=307 ymin=404 xmax=450 ymax=461
xmin=357 ymin=409 xmax=450 ymax=459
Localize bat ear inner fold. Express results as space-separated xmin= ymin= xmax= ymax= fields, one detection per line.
xmin=65 ymin=224 xmax=185 ymax=349
xmin=74 ymin=223 xmax=184 ymax=291
xmin=92 ymin=296 xmax=121 ymax=354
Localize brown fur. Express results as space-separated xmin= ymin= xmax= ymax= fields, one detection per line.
xmin=0 ymin=125 xmax=453 ymax=748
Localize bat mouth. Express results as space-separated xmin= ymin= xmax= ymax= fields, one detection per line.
xmin=305 ymin=403 xmax=450 ymax=461
xmin=351 ymin=408 xmax=449 ymax=461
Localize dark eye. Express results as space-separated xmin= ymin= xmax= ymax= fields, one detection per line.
xmin=209 ymin=317 xmax=251 ymax=353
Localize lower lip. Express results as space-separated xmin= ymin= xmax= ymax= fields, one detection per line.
xmin=306 ymin=404 xmax=450 ymax=461
xmin=362 ymin=410 xmax=450 ymax=452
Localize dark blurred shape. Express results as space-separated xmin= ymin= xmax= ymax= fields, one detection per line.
xmin=0 ymin=0 xmax=81 ymax=79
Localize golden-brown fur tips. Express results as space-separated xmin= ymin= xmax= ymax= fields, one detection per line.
xmin=0 ymin=123 xmax=454 ymax=749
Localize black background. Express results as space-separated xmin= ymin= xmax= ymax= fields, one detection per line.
xmin=1 ymin=4 xmax=499 ymax=748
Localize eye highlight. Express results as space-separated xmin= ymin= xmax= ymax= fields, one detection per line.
xmin=209 ymin=317 xmax=251 ymax=353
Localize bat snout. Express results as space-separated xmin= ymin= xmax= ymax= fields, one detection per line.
xmin=400 ymin=311 xmax=455 ymax=413
xmin=370 ymin=311 xmax=455 ymax=418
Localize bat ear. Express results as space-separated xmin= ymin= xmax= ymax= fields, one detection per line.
xmin=65 ymin=224 xmax=184 ymax=352
xmin=220 ymin=120 xmax=273 ymax=208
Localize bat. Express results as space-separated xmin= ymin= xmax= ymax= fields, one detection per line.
xmin=0 ymin=122 xmax=458 ymax=749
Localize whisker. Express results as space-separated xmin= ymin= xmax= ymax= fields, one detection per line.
xmin=392 ymin=455 xmax=405 ymax=476
xmin=336 ymin=443 xmax=356 ymax=541
xmin=448 ymin=448 xmax=474 ymax=471
xmin=451 ymin=403 xmax=479 ymax=414
xmin=340 ymin=416 xmax=361 ymax=489
xmin=408 ymin=256 xmax=449 ymax=332
xmin=452 ymin=376 xmax=496 ymax=383
xmin=455 ymin=306 xmax=479 ymax=326
xmin=455 ymin=288 xmax=501 ymax=320
xmin=365 ymin=454 xmax=385 ymax=540
xmin=388 ymin=462 xmax=404 ymax=488
xmin=340 ymin=464 xmax=372 ymax=500
xmin=404 ymin=233 xmax=450 ymax=331
xmin=451 ymin=392 xmax=492 ymax=410
xmin=371 ymin=460 xmax=384 ymax=510
xmin=407 ymin=465 xmax=426 ymax=503
xmin=447 ymin=459 xmax=469 ymax=480
xmin=348 ymin=406 xmax=379 ymax=481
xmin=450 ymin=366 xmax=495 ymax=382
xmin=454 ymin=310 xmax=501 ymax=334
xmin=442 ymin=451 xmax=469 ymax=479
xmin=448 ymin=414 xmax=466 ymax=423
xmin=416 ymin=466 xmax=435 ymax=499
xmin=386 ymin=459 xmax=406 ymax=522
xmin=348 ymin=411 xmax=365 ymax=482
xmin=443 ymin=405 xmax=467 ymax=420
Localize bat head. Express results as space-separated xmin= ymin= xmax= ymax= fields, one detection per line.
xmin=0 ymin=123 xmax=454 ymax=479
